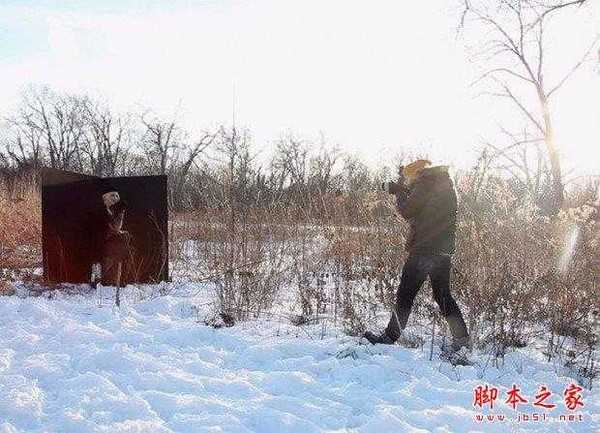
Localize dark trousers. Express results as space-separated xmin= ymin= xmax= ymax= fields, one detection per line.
xmin=385 ymin=254 xmax=468 ymax=341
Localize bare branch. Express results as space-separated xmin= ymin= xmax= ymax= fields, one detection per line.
xmin=528 ymin=0 xmax=590 ymax=29
xmin=473 ymin=67 xmax=536 ymax=86
xmin=492 ymin=78 xmax=546 ymax=133
xmin=547 ymin=34 xmax=600 ymax=97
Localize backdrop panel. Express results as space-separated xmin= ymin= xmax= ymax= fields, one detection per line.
xmin=42 ymin=169 xmax=168 ymax=285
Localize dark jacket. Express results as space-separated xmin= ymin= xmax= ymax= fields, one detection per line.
xmin=395 ymin=166 xmax=457 ymax=255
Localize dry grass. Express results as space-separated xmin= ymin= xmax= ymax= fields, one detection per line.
xmin=0 ymin=279 xmax=14 ymax=296
xmin=3 ymin=171 xmax=598 ymax=384
xmin=170 ymin=178 xmax=599 ymax=383
xmin=0 ymin=173 xmax=41 ymax=274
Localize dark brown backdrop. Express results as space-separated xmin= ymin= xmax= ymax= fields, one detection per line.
xmin=42 ymin=169 xmax=169 ymax=285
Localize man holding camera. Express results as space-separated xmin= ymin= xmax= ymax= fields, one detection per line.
xmin=364 ymin=159 xmax=470 ymax=353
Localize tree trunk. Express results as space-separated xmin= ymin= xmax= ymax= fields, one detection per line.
xmin=539 ymin=91 xmax=564 ymax=213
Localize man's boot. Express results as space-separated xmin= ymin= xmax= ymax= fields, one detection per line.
xmin=364 ymin=306 xmax=405 ymax=345
xmin=445 ymin=314 xmax=470 ymax=352
xmin=363 ymin=330 xmax=396 ymax=345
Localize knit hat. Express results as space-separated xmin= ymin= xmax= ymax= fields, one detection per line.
xmin=403 ymin=159 xmax=431 ymax=184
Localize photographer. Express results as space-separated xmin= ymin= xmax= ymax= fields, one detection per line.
xmin=364 ymin=159 xmax=469 ymax=354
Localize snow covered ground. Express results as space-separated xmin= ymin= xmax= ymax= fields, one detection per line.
xmin=0 ymin=284 xmax=597 ymax=433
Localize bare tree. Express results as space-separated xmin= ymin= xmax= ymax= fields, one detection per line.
xmin=0 ymin=117 xmax=44 ymax=169
xmin=210 ymin=126 xmax=255 ymax=277
xmin=342 ymin=155 xmax=373 ymax=195
xmin=139 ymin=111 xmax=215 ymax=207
xmin=1 ymin=89 xmax=134 ymax=175
xmin=170 ymin=132 xmax=216 ymax=208
xmin=528 ymin=0 xmax=591 ymax=26
xmin=80 ymin=98 xmax=135 ymax=177
xmin=213 ymin=126 xmax=255 ymax=206
xmin=461 ymin=0 xmax=599 ymax=212
xmin=140 ymin=112 xmax=181 ymax=176
xmin=4 ymin=87 xmax=88 ymax=171
xmin=271 ymin=134 xmax=310 ymax=206
xmin=309 ymin=139 xmax=342 ymax=196
xmin=482 ymin=126 xmax=550 ymax=201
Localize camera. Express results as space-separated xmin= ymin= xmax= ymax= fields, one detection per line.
xmin=382 ymin=180 xmax=402 ymax=195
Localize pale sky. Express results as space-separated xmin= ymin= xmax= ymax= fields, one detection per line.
xmin=0 ymin=0 xmax=598 ymax=175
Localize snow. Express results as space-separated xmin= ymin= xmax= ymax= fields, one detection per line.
xmin=0 ymin=284 xmax=598 ymax=433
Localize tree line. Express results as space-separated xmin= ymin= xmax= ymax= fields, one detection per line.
xmin=0 ymin=86 xmax=395 ymax=214
xmin=1 ymin=83 xmax=597 ymax=218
